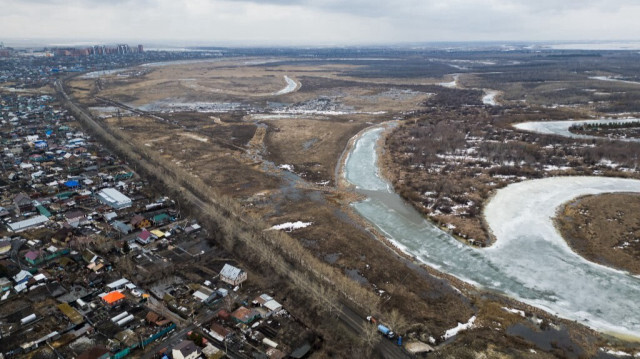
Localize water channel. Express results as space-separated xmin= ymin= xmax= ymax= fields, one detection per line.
xmin=344 ymin=126 xmax=640 ymax=337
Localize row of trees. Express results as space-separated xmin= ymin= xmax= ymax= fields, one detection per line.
xmin=58 ymin=80 xmax=405 ymax=354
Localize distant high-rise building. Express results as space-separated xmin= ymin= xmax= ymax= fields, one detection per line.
xmin=137 ymin=44 xmax=144 ymax=53
xmin=116 ymin=44 xmax=130 ymax=54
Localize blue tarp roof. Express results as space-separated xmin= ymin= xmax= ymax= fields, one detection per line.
xmin=64 ymin=180 xmax=79 ymax=188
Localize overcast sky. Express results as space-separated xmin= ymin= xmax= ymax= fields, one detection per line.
xmin=2 ymin=0 xmax=640 ymax=46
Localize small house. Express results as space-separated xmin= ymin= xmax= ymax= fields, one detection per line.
xmin=14 ymin=193 xmax=33 ymax=214
xmin=152 ymin=213 xmax=170 ymax=226
xmin=130 ymin=214 xmax=149 ymax=229
xmin=209 ymin=323 xmax=232 ymax=342
xmin=136 ymin=229 xmax=153 ymax=245
xmin=102 ymin=291 xmax=125 ymax=306
xmin=112 ymin=220 xmax=133 ymax=234
xmin=231 ymin=306 xmax=260 ymax=325
xmin=13 ymin=269 xmax=32 ymax=284
xmin=219 ymin=263 xmax=247 ymax=287
xmin=172 ymin=340 xmax=201 ymax=359
xmin=25 ymin=250 xmax=41 ymax=265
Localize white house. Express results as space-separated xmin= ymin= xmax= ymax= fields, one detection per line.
xmin=219 ymin=264 xmax=247 ymax=286
xmin=172 ymin=340 xmax=201 ymax=359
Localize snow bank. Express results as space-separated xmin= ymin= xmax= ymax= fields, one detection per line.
xmin=278 ymin=164 xmax=294 ymax=172
xmin=270 ymin=221 xmax=312 ymax=231
xmin=502 ymin=307 xmax=525 ymax=317
xmin=443 ymin=316 xmax=476 ymax=340
xmin=599 ymin=348 xmax=634 ymax=358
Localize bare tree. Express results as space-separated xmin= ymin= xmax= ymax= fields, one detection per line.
xmin=386 ymin=308 xmax=408 ymax=336
xmin=361 ymin=322 xmax=381 ymax=355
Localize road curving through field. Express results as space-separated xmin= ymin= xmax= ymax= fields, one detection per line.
xmin=344 ymin=125 xmax=640 ymax=338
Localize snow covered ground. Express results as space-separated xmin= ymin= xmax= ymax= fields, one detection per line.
xmin=438 ymin=74 xmax=459 ymax=88
xmin=589 ymin=76 xmax=640 ymax=85
xmin=270 ymin=221 xmax=312 ymax=231
xmin=80 ymin=68 xmax=127 ymax=79
xmin=345 ymin=126 xmax=640 ymax=338
xmin=273 ymin=76 xmax=299 ymax=95
xmin=482 ymin=90 xmax=499 ymax=106
xmin=513 ymin=118 xmax=640 ymax=142
xmin=443 ymin=316 xmax=476 ymax=340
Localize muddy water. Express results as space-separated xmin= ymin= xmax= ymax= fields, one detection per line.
xmin=344 ymin=126 xmax=640 ymax=337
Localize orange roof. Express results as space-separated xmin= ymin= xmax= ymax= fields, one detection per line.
xmin=103 ymin=290 xmax=126 ymax=304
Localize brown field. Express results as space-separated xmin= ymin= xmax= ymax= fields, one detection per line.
xmin=555 ymin=192 xmax=640 ymax=275
xmin=69 ymin=59 xmax=438 ymax=112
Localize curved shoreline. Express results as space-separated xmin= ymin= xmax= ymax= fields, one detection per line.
xmin=513 ymin=117 xmax=640 ymax=142
xmin=342 ymin=125 xmax=640 ymax=338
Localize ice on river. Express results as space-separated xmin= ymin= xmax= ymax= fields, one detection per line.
xmin=514 ymin=118 xmax=640 ymax=142
xmin=345 ymin=126 xmax=640 ymax=338
xmin=273 ymin=76 xmax=299 ymax=96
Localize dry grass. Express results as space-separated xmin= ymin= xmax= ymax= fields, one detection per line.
xmin=555 ymin=193 xmax=640 ymax=274
xmin=263 ymin=116 xmax=372 ymax=182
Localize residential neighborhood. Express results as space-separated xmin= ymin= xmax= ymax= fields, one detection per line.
xmin=0 ymin=89 xmax=317 ymax=359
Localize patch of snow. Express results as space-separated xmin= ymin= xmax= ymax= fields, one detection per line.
xmin=482 ymin=90 xmax=500 ymax=106
xmin=503 ymin=307 xmax=526 ymax=317
xmin=179 ymin=133 xmax=208 ymax=143
xmin=590 ymin=76 xmax=640 ymax=85
xmin=442 ymin=316 xmax=476 ymax=340
xmin=598 ymin=159 xmax=619 ymax=168
xmin=439 ymin=74 xmax=459 ymax=88
xmin=599 ymin=348 xmax=633 ymax=357
xmin=543 ymin=165 xmax=572 ymax=172
xmin=279 ymin=164 xmax=294 ymax=172
xmin=81 ymin=69 xmax=127 ymax=79
xmin=270 ymin=221 xmax=312 ymax=231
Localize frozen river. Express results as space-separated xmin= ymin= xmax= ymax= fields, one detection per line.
xmin=344 ymin=126 xmax=640 ymax=337
xmin=514 ymin=118 xmax=640 ymax=142
xmin=273 ymin=75 xmax=298 ymax=95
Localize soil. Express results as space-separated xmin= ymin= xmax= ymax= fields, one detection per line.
xmin=555 ymin=193 xmax=640 ymax=275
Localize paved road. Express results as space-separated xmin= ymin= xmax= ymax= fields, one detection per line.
xmin=338 ymin=304 xmax=412 ymax=359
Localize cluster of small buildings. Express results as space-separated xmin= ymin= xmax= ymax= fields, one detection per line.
xmin=0 ymin=87 xmax=315 ymax=357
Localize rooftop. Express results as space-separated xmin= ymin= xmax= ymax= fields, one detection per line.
xmin=103 ymin=290 xmax=125 ymax=304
